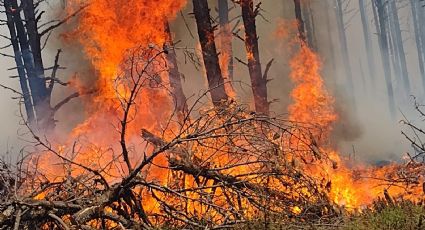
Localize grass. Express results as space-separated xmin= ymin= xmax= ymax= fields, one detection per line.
xmin=232 ymin=201 xmax=425 ymax=230
xmin=343 ymin=201 xmax=425 ymax=230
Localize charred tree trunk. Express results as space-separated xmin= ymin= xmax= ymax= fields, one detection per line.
xmin=192 ymin=0 xmax=229 ymax=106
xmin=4 ymin=1 xmax=35 ymax=124
xmin=373 ymin=0 xmax=396 ymax=115
xmin=22 ymin=0 xmax=54 ymax=130
xmin=241 ymin=0 xmax=269 ymax=115
xmin=4 ymin=0 xmax=54 ymax=130
xmin=335 ymin=0 xmax=355 ymax=101
xmin=302 ymin=0 xmax=317 ymax=50
xmin=165 ymin=22 xmax=188 ymax=115
xmin=294 ymin=0 xmax=306 ymax=43
xmin=389 ymin=0 xmax=410 ymax=94
xmin=218 ymin=0 xmax=234 ymax=81
xmin=359 ymin=0 xmax=377 ymax=90
xmin=10 ymin=0 xmax=44 ymax=123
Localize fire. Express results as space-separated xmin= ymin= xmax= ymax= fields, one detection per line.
xmin=288 ymin=41 xmax=424 ymax=210
xmin=288 ymin=43 xmax=337 ymax=140
xmin=19 ymin=3 xmax=425 ymax=228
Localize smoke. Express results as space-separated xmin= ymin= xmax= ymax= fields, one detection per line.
xmin=0 ymin=25 xmax=26 ymax=156
xmin=0 ymin=0 xmax=421 ymax=163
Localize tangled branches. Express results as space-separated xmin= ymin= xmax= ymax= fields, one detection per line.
xmin=0 ymin=45 xmax=338 ymax=229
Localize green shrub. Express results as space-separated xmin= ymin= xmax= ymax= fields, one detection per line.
xmin=344 ymin=201 xmax=425 ymax=230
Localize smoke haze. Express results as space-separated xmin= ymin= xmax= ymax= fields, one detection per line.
xmin=0 ymin=0 xmax=422 ymax=163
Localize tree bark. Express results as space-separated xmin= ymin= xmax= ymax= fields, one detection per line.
xmin=218 ymin=0 xmax=234 ymax=81
xmin=389 ymin=0 xmax=410 ymax=94
xmin=335 ymin=0 xmax=355 ymax=99
xmin=302 ymin=0 xmax=317 ymax=50
xmin=192 ymin=0 xmax=229 ymax=106
xmin=22 ymin=0 xmax=54 ymax=130
xmin=374 ymin=0 xmax=396 ymax=116
xmin=410 ymin=0 xmax=425 ymax=92
xmin=241 ymin=0 xmax=269 ymax=115
xmin=4 ymin=0 xmax=35 ymax=124
xmin=10 ymin=0 xmax=45 ymax=122
xmin=294 ymin=0 xmax=306 ymax=43
xmin=359 ymin=0 xmax=377 ymax=90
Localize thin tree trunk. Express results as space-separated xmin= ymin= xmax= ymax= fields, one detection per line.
xmin=218 ymin=0 xmax=234 ymax=81
xmin=165 ymin=22 xmax=188 ymax=115
xmin=10 ymin=0 xmax=45 ymax=121
xmin=374 ymin=0 xmax=396 ymax=115
xmin=22 ymin=0 xmax=53 ymax=130
xmin=241 ymin=0 xmax=269 ymax=115
xmin=324 ymin=0 xmax=337 ymax=88
xmin=417 ymin=0 xmax=425 ymax=55
xmin=335 ymin=0 xmax=355 ymax=99
xmin=389 ymin=0 xmax=410 ymax=94
xmin=302 ymin=0 xmax=317 ymax=50
xmin=388 ymin=9 xmax=403 ymax=92
xmin=4 ymin=0 xmax=35 ymax=124
xmin=294 ymin=0 xmax=306 ymax=43
xmin=192 ymin=0 xmax=229 ymax=106
xmin=359 ymin=0 xmax=377 ymax=89
xmin=410 ymin=0 xmax=425 ymax=92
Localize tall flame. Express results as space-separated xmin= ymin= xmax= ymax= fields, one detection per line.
xmin=288 ymin=42 xmax=423 ymax=210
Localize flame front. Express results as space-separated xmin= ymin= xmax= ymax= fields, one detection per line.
xmin=26 ymin=2 xmax=425 ymax=228
xmin=288 ymin=42 xmax=423 ymax=210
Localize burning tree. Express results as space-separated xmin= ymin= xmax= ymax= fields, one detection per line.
xmin=0 ymin=0 xmax=424 ymax=229
xmin=0 ymin=45 xmax=339 ymax=229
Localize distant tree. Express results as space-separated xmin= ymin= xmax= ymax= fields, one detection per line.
xmin=359 ymin=0 xmax=377 ymax=90
xmin=334 ymin=0 xmax=355 ymax=101
xmin=410 ymin=0 xmax=425 ymax=92
xmin=373 ymin=0 xmax=396 ymax=115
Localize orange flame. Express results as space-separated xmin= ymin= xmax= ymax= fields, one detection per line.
xmin=288 ymin=41 xmax=423 ymax=210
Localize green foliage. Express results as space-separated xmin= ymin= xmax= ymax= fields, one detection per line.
xmin=231 ymin=201 xmax=425 ymax=230
xmin=344 ymin=201 xmax=425 ymax=230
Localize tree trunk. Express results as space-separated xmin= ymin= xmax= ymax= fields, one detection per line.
xmin=4 ymin=0 xmax=35 ymax=124
xmin=410 ymin=0 xmax=425 ymax=92
xmin=218 ymin=0 xmax=234 ymax=81
xmin=294 ymin=0 xmax=306 ymax=43
xmin=165 ymin=22 xmax=188 ymax=115
xmin=359 ymin=0 xmax=377 ymax=90
xmin=302 ymin=0 xmax=317 ymax=50
xmin=389 ymin=0 xmax=410 ymax=94
xmin=335 ymin=0 xmax=355 ymax=101
xmin=10 ymin=0 xmax=46 ymax=122
xmin=241 ymin=0 xmax=269 ymax=115
xmin=323 ymin=0 xmax=337 ymax=88
xmin=22 ymin=0 xmax=54 ymax=130
xmin=192 ymin=0 xmax=229 ymax=106
xmin=374 ymin=0 xmax=396 ymax=116
xmin=388 ymin=10 xmax=403 ymax=93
